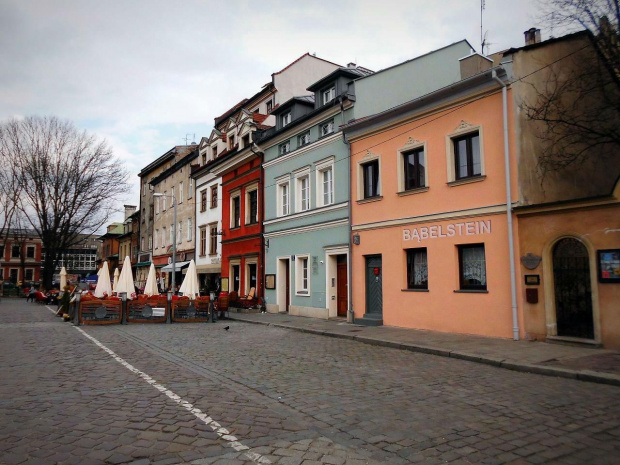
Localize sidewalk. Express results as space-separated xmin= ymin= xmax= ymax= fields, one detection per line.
xmin=227 ymin=311 xmax=620 ymax=387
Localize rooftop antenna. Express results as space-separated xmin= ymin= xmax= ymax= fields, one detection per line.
xmin=183 ymin=133 xmax=196 ymax=145
xmin=480 ymin=0 xmax=486 ymax=54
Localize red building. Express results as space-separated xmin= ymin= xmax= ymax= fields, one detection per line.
xmin=0 ymin=229 xmax=42 ymax=286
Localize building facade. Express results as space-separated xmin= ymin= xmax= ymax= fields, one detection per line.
xmin=0 ymin=229 xmax=42 ymax=286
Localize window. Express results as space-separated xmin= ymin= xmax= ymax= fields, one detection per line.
xmin=320 ymin=120 xmax=334 ymax=137
xmin=296 ymin=256 xmax=309 ymax=294
xmin=202 ymin=152 xmax=207 ymax=165
xmin=406 ymin=248 xmax=428 ymax=289
xmin=229 ymin=134 xmax=235 ymax=150
xmin=26 ymin=246 xmax=35 ymax=259
xmin=231 ymin=194 xmax=241 ymax=228
xmin=454 ymin=132 xmax=481 ymax=180
xmin=246 ymin=262 xmax=257 ymax=294
xmin=155 ymin=229 xmax=159 ymax=248
xmin=162 ymin=227 xmax=166 ymax=247
xmin=296 ymin=174 xmax=310 ymax=212
xmin=316 ymin=160 xmax=334 ymax=207
xmin=12 ymin=245 xmax=20 ymax=258
xmin=322 ymin=86 xmax=336 ymax=105
xmin=148 ymin=236 xmax=153 ymax=250
xmin=242 ymin=134 xmax=250 ymax=148
xmin=149 ymin=204 xmax=154 ymax=218
xmin=211 ymin=185 xmax=218 ymax=208
xmin=169 ymin=225 xmax=173 ymax=246
xmin=199 ymin=227 xmax=207 ymax=256
xmin=0 ymin=269 xmax=3 ymax=280
xmin=0 ymin=245 xmax=4 ymax=258
xmin=282 ymin=112 xmax=291 ymax=127
xmin=247 ymin=189 xmax=258 ymax=224
xmin=142 ymin=183 xmax=146 ymax=196
xmin=25 ymin=269 xmax=33 ymax=281
xmin=209 ymin=225 xmax=218 ymax=254
xmin=231 ymin=263 xmax=240 ymax=292
xmin=212 ymin=145 xmax=218 ymax=158
xmin=178 ymin=221 xmax=182 ymax=244
xmin=9 ymin=268 xmax=18 ymax=283
xmin=266 ymin=100 xmax=273 ymax=113
xmin=179 ymin=182 xmax=184 ymax=204
xmin=187 ymin=218 xmax=192 ymax=241
xmin=200 ymin=190 xmax=207 ymax=212
xmin=279 ymin=141 xmax=290 ymax=155
xmin=362 ymin=159 xmax=380 ymax=199
xmin=299 ymin=131 xmax=310 ymax=147
xmin=458 ymin=244 xmax=487 ymax=290
xmin=188 ymin=178 xmax=193 ymax=198
xmin=141 ymin=237 xmax=145 ymax=251
xmin=278 ymin=181 xmax=290 ymax=216
xmin=403 ymin=147 xmax=426 ymax=190
xmin=162 ymin=192 xmax=167 ymax=211
xmin=155 ymin=197 xmax=159 ymax=214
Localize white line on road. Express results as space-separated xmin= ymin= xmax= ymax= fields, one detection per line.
xmin=69 ymin=324 xmax=271 ymax=464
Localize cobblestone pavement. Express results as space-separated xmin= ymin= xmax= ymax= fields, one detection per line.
xmin=1 ymin=301 xmax=620 ymax=464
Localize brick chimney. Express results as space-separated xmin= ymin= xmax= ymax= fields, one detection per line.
xmin=524 ymin=28 xmax=541 ymax=45
xmin=124 ymin=205 xmax=137 ymax=220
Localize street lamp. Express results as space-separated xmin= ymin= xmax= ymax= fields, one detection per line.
xmin=153 ymin=192 xmax=177 ymax=294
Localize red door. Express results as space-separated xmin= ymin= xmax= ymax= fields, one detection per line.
xmin=337 ymin=262 xmax=348 ymax=317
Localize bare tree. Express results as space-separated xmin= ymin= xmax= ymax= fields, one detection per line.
xmin=523 ymin=0 xmax=620 ymax=174
xmin=0 ymin=116 xmax=130 ymax=289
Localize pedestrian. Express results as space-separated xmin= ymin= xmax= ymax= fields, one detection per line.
xmin=26 ymin=285 xmax=37 ymax=302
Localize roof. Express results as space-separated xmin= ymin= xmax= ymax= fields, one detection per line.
xmin=271 ymin=95 xmax=315 ymax=116
xmin=502 ymin=30 xmax=590 ymax=56
xmin=138 ymin=146 xmax=189 ymax=178
xmin=149 ymin=146 xmax=199 ymax=185
xmin=272 ymin=52 xmax=341 ymax=76
xmin=307 ymin=66 xmax=374 ymax=92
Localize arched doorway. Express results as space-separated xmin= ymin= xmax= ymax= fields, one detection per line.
xmin=553 ymin=238 xmax=594 ymax=339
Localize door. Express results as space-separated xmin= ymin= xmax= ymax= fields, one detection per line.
xmin=365 ymin=255 xmax=383 ymax=316
xmin=285 ymin=260 xmax=290 ymax=312
xmin=337 ymin=261 xmax=348 ymax=317
xmin=553 ymin=238 xmax=594 ymax=339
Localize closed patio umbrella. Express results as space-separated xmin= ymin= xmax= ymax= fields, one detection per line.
xmin=179 ymin=259 xmax=199 ymax=299
xmin=112 ymin=268 xmax=119 ymax=293
xmin=143 ymin=263 xmax=159 ymax=297
xmin=116 ymin=256 xmax=135 ymax=298
xmin=94 ymin=262 xmax=112 ymax=298
xmin=60 ymin=267 xmax=67 ymax=290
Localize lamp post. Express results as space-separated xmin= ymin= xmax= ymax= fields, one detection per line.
xmin=153 ymin=192 xmax=177 ymax=294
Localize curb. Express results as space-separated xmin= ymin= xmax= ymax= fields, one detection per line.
xmin=228 ymin=316 xmax=620 ymax=387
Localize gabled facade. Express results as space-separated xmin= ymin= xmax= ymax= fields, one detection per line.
xmin=98 ymin=222 xmax=123 ymax=272
xmin=199 ymin=53 xmax=342 ymax=300
xmin=257 ymin=64 xmax=371 ymax=318
xmin=117 ymin=205 xmax=139 ymax=273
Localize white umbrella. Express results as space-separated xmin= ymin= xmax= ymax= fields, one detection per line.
xmin=60 ymin=267 xmax=67 ymax=290
xmin=116 ymin=256 xmax=135 ymax=298
xmin=179 ymin=259 xmax=200 ymax=299
xmin=112 ymin=268 xmax=119 ymax=293
xmin=94 ymin=262 xmax=112 ymax=298
xmin=97 ymin=267 xmax=102 ymax=276
xmin=143 ymin=263 xmax=159 ymax=297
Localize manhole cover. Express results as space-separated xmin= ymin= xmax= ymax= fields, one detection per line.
xmin=95 ymin=306 xmax=107 ymax=319
xmin=141 ymin=305 xmax=153 ymax=318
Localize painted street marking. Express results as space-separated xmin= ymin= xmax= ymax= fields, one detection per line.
xmin=68 ymin=324 xmax=270 ymax=463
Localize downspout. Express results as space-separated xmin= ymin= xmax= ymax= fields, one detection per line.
xmin=493 ymin=69 xmax=520 ymax=341
xmin=250 ymin=142 xmax=265 ymax=308
xmin=340 ymin=96 xmax=354 ymax=324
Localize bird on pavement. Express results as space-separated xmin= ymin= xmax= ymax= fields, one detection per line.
xmin=224 ymin=326 xmax=230 ymax=330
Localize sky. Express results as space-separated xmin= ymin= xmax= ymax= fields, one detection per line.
xmin=1 ymin=0 xmax=541 ymax=225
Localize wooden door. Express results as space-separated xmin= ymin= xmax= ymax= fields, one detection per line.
xmin=365 ymin=255 xmax=383 ymax=316
xmin=285 ymin=260 xmax=290 ymax=312
xmin=337 ymin=262 xmax=348 ymax=317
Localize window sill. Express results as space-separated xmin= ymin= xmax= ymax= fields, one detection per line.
xmin=319 ymin=132 xmax=335 ymax=140
xmin=447 ymin=175 xmax=486 ymax=187
xmin=401 ymin=288 xmax=429 ymax=292
xmin=398 ymin=187 xmax=429 ymax=197
xmin=453 ymin=289 xmax=488 ymax=293
xmin=230 ymin=227 xmax=241 ymax=231
xmin=357 ymin=196 xmax=383 ymax=204
xmin=296 ymin=291 xmax=310 ymax=297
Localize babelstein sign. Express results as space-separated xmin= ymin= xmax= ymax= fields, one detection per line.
xmin=403 ymin=220 xmax=492 ymax=242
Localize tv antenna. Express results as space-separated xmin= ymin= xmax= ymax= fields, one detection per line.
xmin=480 ymin=0 xmax=487 ymax=54
xmin=183 ymin=133 xmax=196 ymax=145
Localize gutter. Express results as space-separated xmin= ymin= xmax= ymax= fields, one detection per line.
xmin=250 ymin=142 xmax=266 ymax=308
xmin=492 ymin=69 xmax=520 ymax=341
xmin=340 ymin=95 xmax=354 ymax=324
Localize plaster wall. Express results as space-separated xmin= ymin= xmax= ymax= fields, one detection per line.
xmin=273 ymin=55 xmax=340 ymax=105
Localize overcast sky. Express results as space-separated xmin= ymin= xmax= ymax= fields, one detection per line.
xmin=1 ymin=0 xmax=542 ymax=225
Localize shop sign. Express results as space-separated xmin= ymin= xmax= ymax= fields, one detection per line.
xmin=403 ymin=220 xmax=491 ymax=242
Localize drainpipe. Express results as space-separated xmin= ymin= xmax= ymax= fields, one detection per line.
xmin=250 ymin=142 xmax=265 ymax=308
xmin=493 ymin=69 xmax=520 ymax=341
xmin=340 ymin=96 xmax=354 ymax=324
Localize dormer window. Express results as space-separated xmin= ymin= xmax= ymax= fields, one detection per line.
xmin=282 ymin=112 xmax=292 ymax=127
xmin=212 ymin=145 xmax=218 ymax=158
xmin=299 ymin=131 xmax=310 ymax=147
xmin=279 ymin=141 xmax=291 ymax=155
xmin=242 ymin=134 xmax=250 ymax=148
xmin=266 ymin=100 xmax=273 ymax=113
xmin=322 ymin=86 xmax=336 ymax=105
xmin=201 ymin=152 xmax=207 ymax=165
xmin=229 ymin=135 xmax=235 ymax=150
xmin=320 ymin=120 xmax=335 ymax=137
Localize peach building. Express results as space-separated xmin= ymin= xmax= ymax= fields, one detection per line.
xmin=343 ymin=61 xmax=522 ymax=339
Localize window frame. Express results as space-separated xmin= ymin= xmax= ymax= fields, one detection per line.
xmin=398 ymin=142 xmax=427 ymax=192
xmin=199 ymin=226 xmax=207 ymax=256
xmin=406 ymin=248 xmax=428 ymax=290
xmin=178 ymin=182 xmax=184 ymax=204
xmin=294 ymin=168 xmax=311 ymax=212
xmin=230 ymin=192 xmax=241 ymax=229
xmin=298 ymin=131 xmax=311 ymax=147
xmin=279 ymin=140 xmax=291 ymax=156
xmin=458 ymin=243 xmax=487 ymax=291
xmin=282 ymin=112 xmax=292 ymax=127
xmin=209 ymin=224 xmax=218 ymax=255
xmin=276 ymin=176 xmax=290 ymax=217
xmin=357 ymin=154 xmax=381 ymax=200
xmin=295 ymin=254 xmax=310 ymax=295
xmin=200 ymin=190 xmax=207 ymax=212
xmin=320 ymin=119 xmax=335 ymax=137
xmin=187 ymin=217 xmax=192 ymax=241
xmin=245 ymin=184 xmax=259 ymax=225
xmin=322 ymin=86 xmax=336 ymax=105
xmin=315 ymin=157 xmax=335 ymax=207
xmin=211 ymin=185 xmax=218 ymax=208
xmin=446 ymin=123 xmax=485 ymax=183
xmin=188 ymin=178 xmax=193 ymax=198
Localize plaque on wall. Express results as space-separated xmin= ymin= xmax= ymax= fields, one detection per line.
xmin=598 ymin=249 xmax=620 ymax=283
xmin=521 ymin=253 xmax=542 ymax=270
xmin=524 ymin=274 xmax=540 ymax=285
xmin=265 ymin=274 xmax=276 ymax=290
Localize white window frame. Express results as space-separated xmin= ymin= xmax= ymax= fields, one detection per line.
xmin=294 ymin=167 xmax=311 ymax=212
xmin=282 ymin=112 xmax=292 ymax=127
xmin=295 ymin=254 xmax=310 ymax=296
xmin=179 ymin=182 xmax=184 ymax=204
xmin=177 ymin=221 xmax=182 ymax=244
xmin=320 ymin=119 xmax=334 ymax=137
xmin=445 ymin=122 xmax=485 ymax=183
xmin=141 ymin=237 xmax=145 ymax=251
xmin=187 ymin=218 xmax=192 ymax=241
xmin=397 ymin=139 xmax=428 ymax=192
xmin=276 ymin=175 xmax=290 ymax=217
xmin=298 ymin=131 xmax=310 ymax=147
xmin=244 ymin=257 xmax=258 ymax=296
xmin=162 ymin=192 xmax=167 ymax=211
xmin=279 ymin=140 xmax=291 ymax=155
xmin=315 ymin=157 xmax=335 ymax=207
xmin=162 ymin=227 xmax=166 ymax=247
xmin=148 ymin=236 xmax=152 ymax=250
xmin=155 ymin=229 xmax=159 ymax=249
xmin=188 ymin=178 xmax=193 ymax=198
xmin=245 ymin=183 xmax=259 ymax=225
xmin=229 ymin=259 xmax=241 ymax=293
xmin=356 ymin=152 xmax=382 ymax=200
xmin=322 ymin=86 xmax=336 ymax=105
xmin=155 ymin=197 xmax=159 ymax=215
xmin=170 ymin=224 xmax=173 ymax=245
xmin=230 ymin=190 xmax=241 ymax=229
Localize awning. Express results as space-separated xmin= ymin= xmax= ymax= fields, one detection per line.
xmin=134 ymin=261 xmax=151 ymax=267
xmin=195 ymin=264 xmax=221 ymax=274
xmin=160 ymin=261 xmax=191 ymax=272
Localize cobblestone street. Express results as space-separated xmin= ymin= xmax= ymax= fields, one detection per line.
xmin=1 ymin=301 xmax=619 ymax=464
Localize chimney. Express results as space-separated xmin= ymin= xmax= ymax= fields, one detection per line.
xmin=524 ymin=28 xmax=541 ymax=45
xmin=347 ymin=62 xmax=357 ymax=68
xmin=124 ymin=205 xmax=137 ymax=220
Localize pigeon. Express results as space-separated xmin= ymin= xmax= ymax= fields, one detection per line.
xmin=224 ymin=326 xmax=230 ymax=331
